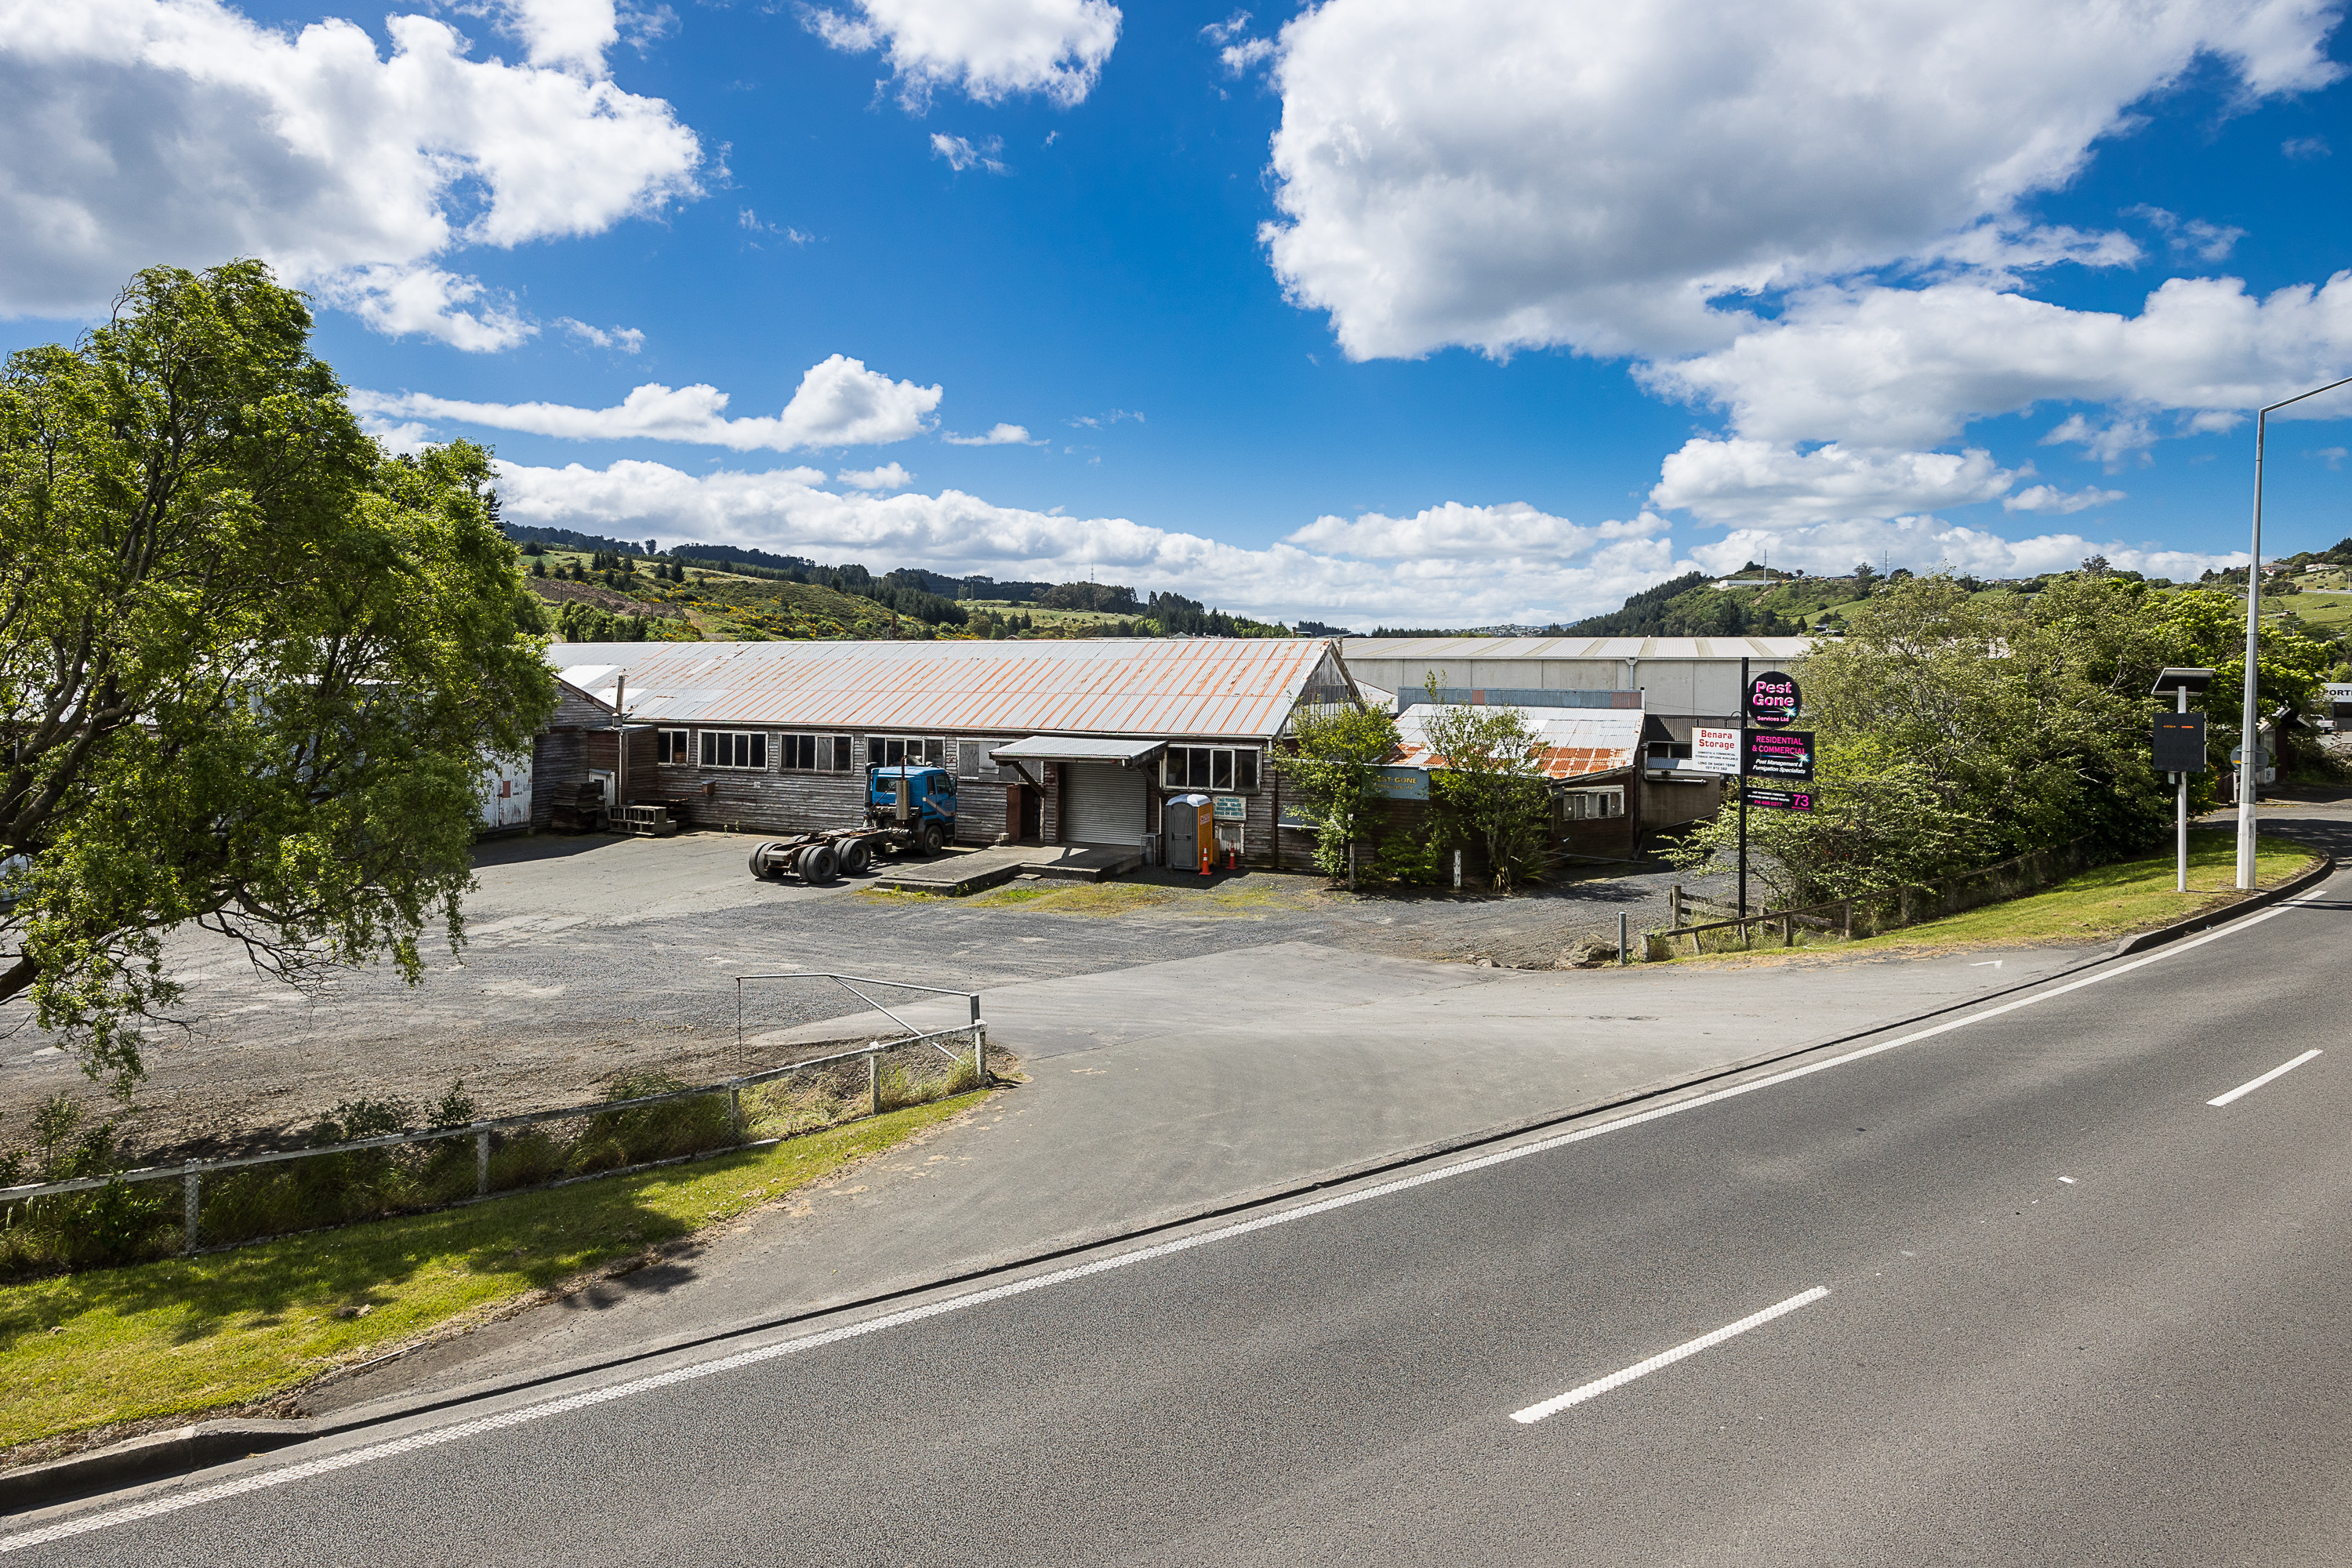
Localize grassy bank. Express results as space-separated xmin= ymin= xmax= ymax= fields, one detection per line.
xmin=0 ymin=1092 xmax=984 ymax=1459
xmin=1668 ymin=829 xmax=2318 ymax=962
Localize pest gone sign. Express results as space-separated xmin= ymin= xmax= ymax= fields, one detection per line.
xmin=1744 ymin=729 xmax=1815 ymax=781
xmin=1745 ymin=670 xmax=1802 ymax=728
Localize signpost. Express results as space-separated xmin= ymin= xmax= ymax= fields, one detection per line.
xmin=2151 ymin=667 xmax=2214 ymax=894
xmin=1735 ymin=665 xmax=1804 ymax=915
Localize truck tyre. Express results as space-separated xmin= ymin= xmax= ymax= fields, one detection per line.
xmin=801 ymin=844 xmax=840 ymax=884
xmin=749 ymin=840 xmax=782 ymax=880
xmin=920 ymin=822 xmax=947 ymax=855
xmin=840 ymin=840 xmax=871 ymax=876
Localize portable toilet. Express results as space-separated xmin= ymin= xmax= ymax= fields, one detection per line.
xmin=1163 ymin=793 xmax=1213 ymax=876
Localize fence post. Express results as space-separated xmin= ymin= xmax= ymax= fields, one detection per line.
xmin=183 ymin=1165 xmax=200 ymax=1255
xmin=869 ymin=1051 xmax=881 ymax=1116
xmin=1671 ymin=884 xmax=1682 ymax=927
xmin=971 ymin=993 xmax=986 ymax=1085
xmin=476 ymin=1129 xmax=491 ymax=1196
xmin=1784 ymin=913 xmax=1795 ymax=948
xmin=1618 ymin=912 xmax=1628 ymax=966
xmin=729 ymin=1086 xmax=743 ymax=1143
xmin=1842 ymin=899 xmax=1853 ymax=940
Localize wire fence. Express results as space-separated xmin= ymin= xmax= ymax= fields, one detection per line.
xmin=1 ymin=975 xmax=991 ymax=1276
xmin=1654 ymin=836 xmax=2096 ymax=956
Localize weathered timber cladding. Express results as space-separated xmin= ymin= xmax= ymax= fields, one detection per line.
xmin=530 ymin=731 xmax=590 ymax=830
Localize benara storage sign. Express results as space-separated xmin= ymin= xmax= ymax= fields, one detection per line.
xmin=1745 ymin=670 xmax=1802 ymax=728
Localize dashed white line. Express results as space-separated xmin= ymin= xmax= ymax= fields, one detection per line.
xmin=4 ymin=877 xmax=2332 ymax=1552
xmin=2207 ymin=1049 xmax=2322 ymax=1107
xmin=1510 ymin=1288 xmax=1831 ymax=1425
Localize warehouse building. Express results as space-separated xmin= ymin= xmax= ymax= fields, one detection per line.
xmin=1342 ymin=634 xmax=1808 ymax=826
xmin=543 ymin=639 xmax=1362 ymax=868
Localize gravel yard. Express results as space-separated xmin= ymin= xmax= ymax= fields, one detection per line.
xmin=1 ymin=830 xmax=1716 ymax=1160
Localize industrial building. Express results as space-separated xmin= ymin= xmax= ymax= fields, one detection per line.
xmin=543 ymin=638 xmax=1362 ymax=868
xmin=1342 ymin=634 xmax=1809 ymax=822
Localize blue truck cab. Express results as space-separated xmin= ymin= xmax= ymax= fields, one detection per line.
xmin=867 ymin=764 xmax=956 ymax=852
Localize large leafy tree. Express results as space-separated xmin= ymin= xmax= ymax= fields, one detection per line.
xmin=0 ymin=262 xmax=556 ymax=1089
xmin=1269 ymin=702 xmax=1399 ymax=880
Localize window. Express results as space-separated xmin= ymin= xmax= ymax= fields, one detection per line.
xmin=868 ymin=735 xmax=946 ymax=768
xmin=1646 ymin=740 xmax=1692 ymax=763
xmin=657 ymin=729 xmax=690 ymax=764
xmin=957 ymin=739 xmax=1009 ymax=781
xmin=780 ymin=734 xmax=854 ymax=771
xmin=699 ymin=731 xmax=768 ymax=770
xmin=1161 ymin=746 xmax=1261 ymax=793
xmin=1559 ymin=788 xmax=1624 ymax=821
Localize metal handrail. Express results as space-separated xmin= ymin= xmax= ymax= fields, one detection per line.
xmin=733 ymin=971 xmax=981 ymax=1065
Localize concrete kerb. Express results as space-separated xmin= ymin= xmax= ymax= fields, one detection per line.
xmin=2111 ymin=852 xmax=2336 ymax=956
xmin=14 ymin=860 xmax=2339 ymax=1518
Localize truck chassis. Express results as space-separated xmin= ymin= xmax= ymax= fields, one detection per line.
xmin=746 ymin=819 xmax=947 ymax=884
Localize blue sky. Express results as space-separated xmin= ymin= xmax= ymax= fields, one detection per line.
xmin=4 ymin=0 xmax=2350 ymax=626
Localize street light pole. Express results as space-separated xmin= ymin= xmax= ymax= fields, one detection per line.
xmin=2237 ymin=374 xmax=2352 ymax=889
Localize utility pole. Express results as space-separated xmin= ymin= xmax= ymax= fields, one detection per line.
xmin=2238 ymin=374 xmax=2352 ymax=887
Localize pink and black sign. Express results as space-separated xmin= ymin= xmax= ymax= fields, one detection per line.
xmin=1745 ymin=670 xmax=1802 ymax=728
xmin=1743 ymin=728 xmax=1814 ymax=781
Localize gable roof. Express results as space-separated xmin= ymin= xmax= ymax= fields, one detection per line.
xmin=543 ymin=637 xmax=1346 ymax=741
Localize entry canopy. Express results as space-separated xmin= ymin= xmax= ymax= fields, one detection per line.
xmin=2151 ymin=666 xmax=2216 ymax=698
xmin=990 ymin=735 xmax=1167 ymax=768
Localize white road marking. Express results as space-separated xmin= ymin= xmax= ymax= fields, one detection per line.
xmin=5 ymin=877 xmax=2333 ymax=1554
xmin=1510 ymin=1288 xmax=1830 ymax=1425
xmin=2207 ymin=1049 xmax=2322 ymax=1107
xmin=2059 ymin=1177 xmax=2076 ymax=1184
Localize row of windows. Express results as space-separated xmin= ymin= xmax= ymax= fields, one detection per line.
xmin=1160 ymin=746 xmax=1260 ymax=793
xmin=654 ymin=729 xmax=1263 ymax=792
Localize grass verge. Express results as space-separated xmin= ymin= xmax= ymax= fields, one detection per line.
xmin=1661 ymin=829 xmax=2317 ymax=963
xmin=0 ymin=1091 xmax=985 ymax=1459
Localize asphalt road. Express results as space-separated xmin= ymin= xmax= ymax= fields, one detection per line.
xmin=10 ymin=869 xmax=2346 ymax=1564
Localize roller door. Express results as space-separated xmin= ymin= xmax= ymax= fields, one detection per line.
xmin=1061 ymin=760 xmax=1148 ymax=845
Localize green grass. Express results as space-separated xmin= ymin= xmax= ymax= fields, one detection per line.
xmin=1664 ymin=829 xmax=2317 ymax=963
xmin=0 ymin=1093 xmax=984 ymax=1456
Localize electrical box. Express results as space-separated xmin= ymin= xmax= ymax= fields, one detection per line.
xmin=2153 ymin=713 xmax=2208 ymax=774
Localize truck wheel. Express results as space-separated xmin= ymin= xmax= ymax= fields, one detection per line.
xmin=801 ymin=844 xmax=840 ymax=884
xmin=920 ymin=822 xmax=946 ymax=855
xmin=840 ymin=840 xmax=871 ymax=876
xmin=749 ymin=840 xmax=781 ymax=880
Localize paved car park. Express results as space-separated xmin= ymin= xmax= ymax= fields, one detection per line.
xmin=0 ymin=830 xmax=1712 ymax=1158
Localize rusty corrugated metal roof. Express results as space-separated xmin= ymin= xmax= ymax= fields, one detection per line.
xmin=1391 ymin=705 xmax=1642 ymax=782
xmin=544 ymin=638 xmax=1340 ymax=740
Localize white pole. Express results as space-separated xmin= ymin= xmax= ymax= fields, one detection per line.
xmin=2240 ymin=375 xmax=2352 ymax=888
xmin=2176 ymin=686 xmax=2188 ymax=895
xmin=2235 ymin=412 xmax=2264 ymax=890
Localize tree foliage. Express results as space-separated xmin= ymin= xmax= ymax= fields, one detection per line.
xmin=0 ymin=261 xmax=557 ymax=1089
xmin=1414 ymin=681 xmax=1553 ymax=891
xmin=1667 ymin=574 xmax=2338 ymax=902
xmin=1269 ymin=703 xmax=1399 ymax=880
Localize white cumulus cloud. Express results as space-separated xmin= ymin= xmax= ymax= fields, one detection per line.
xmin=837 ymin=462 xmax=916 ymax=490
xmin=1651 ymin=439 xmax=2021 ymax=527
xmin=2004 ymin=483 xmax=2127 ymax=514
xmin=352 ymin=355 xmax=943 ymax=451
xmin=0 ymin=0 xmax=702 ymax=347
xmin=942 ymin=423 xmax=1042 ymax=445
xmin=494 ymin=458 xmax=1688 ymax=626
xmin=557 ymin=318 xmax=647 ymax=353
xmin=1260 ymin=0 xmax=2339 ymax=361
xmin=803 ymin=0 xmax=1121 ymax=108
xmin=1642 ymin=275 xmax=2352 ymax=449
xmin=929 ymin=133 xmax=1007 ymax=174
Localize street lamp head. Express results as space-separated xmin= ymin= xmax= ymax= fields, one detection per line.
xmin=2151 ymin=666 xmax=2215 ymax=698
